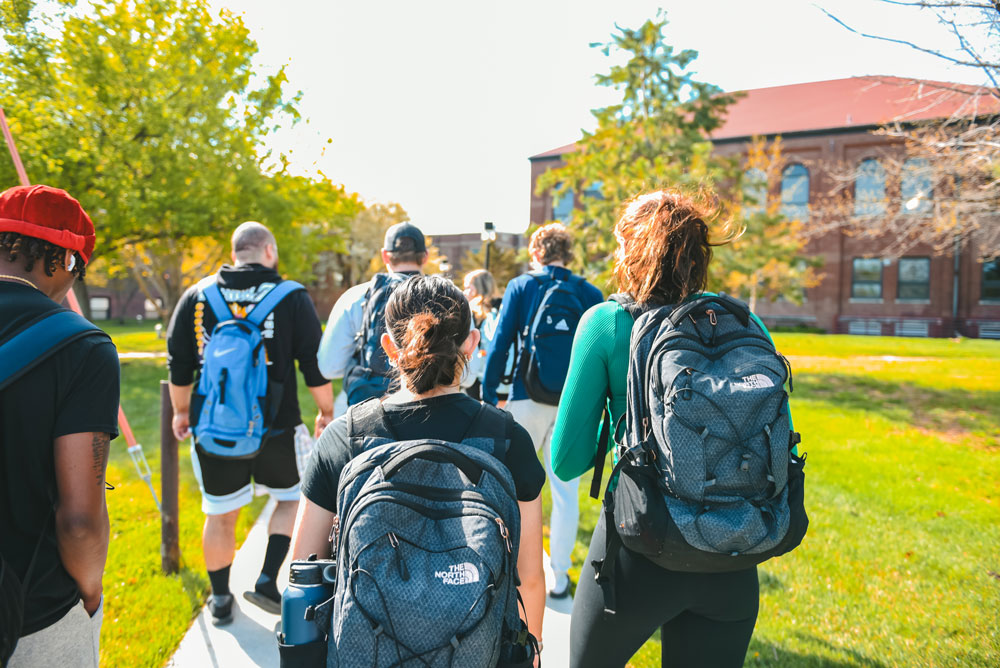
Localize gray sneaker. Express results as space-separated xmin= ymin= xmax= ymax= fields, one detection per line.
xmin=208 ymin=593 xmax=234 ymax=626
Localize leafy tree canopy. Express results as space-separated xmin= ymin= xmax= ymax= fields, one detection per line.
xmin=536 ymin=11 xmax=740 ymax=289
xmin=0 ymin=0 xmax=361 ymax=317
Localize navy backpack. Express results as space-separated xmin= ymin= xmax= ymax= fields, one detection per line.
xmin=518 ymin=271 xmax=587 ymax=405
xmin=343 ymin=273 xmax=408 ymax=406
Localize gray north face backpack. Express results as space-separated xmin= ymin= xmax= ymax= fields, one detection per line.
xmin=326 ymin=399 xmax=537 ymax=668
xmin=591 ymin=293 xmax=808 ymax=612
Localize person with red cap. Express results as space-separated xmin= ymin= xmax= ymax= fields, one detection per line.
xmin=0 ymin=185 xmax=120 ymax=667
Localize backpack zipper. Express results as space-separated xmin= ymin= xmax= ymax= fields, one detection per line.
xmin=495 ymin=518 xmax=512 ymax=553
xmin=218 ymin=368 xmax=228 ymax=405
xmin=387 ymin=532 xmax=410 ymax=580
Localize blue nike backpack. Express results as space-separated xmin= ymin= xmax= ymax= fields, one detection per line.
xmin=191 ymin=278 xmax=303 ymax=459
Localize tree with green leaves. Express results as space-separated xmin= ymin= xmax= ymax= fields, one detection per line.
xmin=536 ymin=11 xmax=740 ymax=289
xmin=0 ymin=0 xmax=358 ymax=318
xmin=712 ymin=137 xmax=821 ymax=311
xmin=457 ymin=243 xmax=525 ymax=292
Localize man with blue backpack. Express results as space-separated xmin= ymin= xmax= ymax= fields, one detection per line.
xmin=167 ymin=221 xmax=333 ymax=625
xmin=483 ymin=222 xmax=602 ymax=599
xmin=1 ymin=185 xmax=119 ymax=668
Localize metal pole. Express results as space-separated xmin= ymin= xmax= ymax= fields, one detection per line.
xmin=484 ymin=241 xmax=491 ymax=273
xmin=0 ymin=107 xmax=29 ymax=186
xmin=2 ymin=106 xmax=158 ymax=506
xmin=160 ymin=381 xmax=180 ymax=574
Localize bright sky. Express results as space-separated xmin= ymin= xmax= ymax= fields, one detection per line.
xmin=216 ymin=0 xmax=988 ymax=236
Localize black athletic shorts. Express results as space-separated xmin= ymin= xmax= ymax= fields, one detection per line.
xmin=192 ymin=428 xmax=301 ymax=515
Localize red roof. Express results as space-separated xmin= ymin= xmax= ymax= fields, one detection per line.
xmin=530 ymin=76 xmax=1000 ymax=159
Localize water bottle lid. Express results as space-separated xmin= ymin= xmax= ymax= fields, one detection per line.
xmin=289 ymin=562 xmax=324 ymax=585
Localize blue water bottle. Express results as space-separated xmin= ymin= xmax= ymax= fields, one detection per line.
xmin=281 ymin=555 xmax=336 ymax=646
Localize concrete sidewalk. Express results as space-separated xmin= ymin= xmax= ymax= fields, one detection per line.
xmin=168 ymin=500 xmax=573 ymax=667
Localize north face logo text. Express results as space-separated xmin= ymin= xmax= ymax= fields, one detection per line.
xmin=434 ymin=563 xmax=480 ymax=586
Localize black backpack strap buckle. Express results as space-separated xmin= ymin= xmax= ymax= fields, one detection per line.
xmin=592 ymin=495 xmax=623 ymax=616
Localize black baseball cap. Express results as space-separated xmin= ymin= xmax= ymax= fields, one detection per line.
xmin=383 ymin=222 xmax=427 ymax=253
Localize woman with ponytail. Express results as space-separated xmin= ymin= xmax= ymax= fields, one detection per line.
xmin=549 ymin=189 xmax=758 ymax=668
xmin=292 ymin=275 xmax=546 ymax=659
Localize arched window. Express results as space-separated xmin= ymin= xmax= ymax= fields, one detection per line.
xmin=743 ymin=168 xmax=767 ymax=215
xmin=901 ymin=158 xmax=933 ymax=214
xmin=781 ymin=163 xmax=810 ymax=221
xmin=854 ymin=158 xmax=887 ymax=216
xmin=583 ymin=180 xmax=604 ymax=201
xmin=552 ymin=185 xmax=574 ymax=222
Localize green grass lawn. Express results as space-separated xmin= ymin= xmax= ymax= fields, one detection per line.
xmin=99 ymin=329 xmax=334 ymax=666
xmin=538 ymin=334 xmax=1000 ymax=667
xmin=105 ymin=331 xmax=999 ymax=666
xmin=100 ymin=321 xmax=166 ymax=353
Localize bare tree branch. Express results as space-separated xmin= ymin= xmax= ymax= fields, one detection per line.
xmin=876 ymin=1 xmax=997 ymax=10
xmin=817 ymin=5 xmax=1000 ymax=72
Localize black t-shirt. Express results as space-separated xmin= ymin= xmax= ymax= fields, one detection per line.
xmin=302 ymin=393 xmax=546 ymax=510
xmin=0 ymin=283 xmax=120 ymax=635
xmin=166 ymin=264 xmax=328 ymax=429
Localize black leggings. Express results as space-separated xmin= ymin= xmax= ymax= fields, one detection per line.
xmin=569 ymin=515 xmax=760 ymax=668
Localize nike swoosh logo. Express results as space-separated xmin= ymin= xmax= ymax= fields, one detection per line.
xmin=213 ymin=347 xmax=239 ymax=357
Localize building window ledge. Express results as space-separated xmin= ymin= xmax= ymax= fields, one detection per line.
xmin=849 ymin=298 xmax=884 ymax=304
xmin=979 ymin=300 xmax=1000 ymax=306
xmin=896 ymin=299 xmax=931 ymax=305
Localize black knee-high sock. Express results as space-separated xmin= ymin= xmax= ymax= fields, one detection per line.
xmin=260 ymin=533 xmax=291 ymax=582
xmin=208 ymin=565 xmax=231 ymax=597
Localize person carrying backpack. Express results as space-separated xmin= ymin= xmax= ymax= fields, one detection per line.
xmin=167 ymin=221 xmax=334 ymax=624
xmin=316 ymin=222 xmax=428 ymax=409
xmin=291 ymin=275 xmax=546 ymax=667
xmin=482 ymin=223 xmax=603 ymax=599
xmin=0 ymin=185 xmax=119 ymax=668
xmin=549 ymin=189 xmax=808 ymax=668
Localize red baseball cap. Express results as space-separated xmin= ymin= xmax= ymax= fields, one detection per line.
xmin=0 ymin=185 xmax=96 ymax=264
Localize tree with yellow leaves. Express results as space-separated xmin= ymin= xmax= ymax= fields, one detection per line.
xmin=712 ymin=137 xmax=822 ymax=311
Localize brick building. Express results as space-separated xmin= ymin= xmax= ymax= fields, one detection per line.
xmin=528 ymin=77 xmax=1000 ymax=338
xmin=433 ymin=230 xmax=527 ymax=274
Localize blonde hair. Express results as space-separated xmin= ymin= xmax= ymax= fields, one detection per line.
xmin=463 ymin=269 xmax=497 ymax=322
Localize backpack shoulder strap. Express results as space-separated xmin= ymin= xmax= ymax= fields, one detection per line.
xmin=245 ymin=280 xmax=304 ymax=326
xmin=346 ymin=398 xmax=397 ymax=451
xmin=197 ymin=276 xmax=233 ymax=323
xmin=523 ymin=271 xmax=553 ymax=329
xmin=357 ymin=274 xmax=393 ymax=338
xmin=608 ymin=293 xmax=648 ymax=320
xmin=366 ymin=272 xmax=389 ymax=296
xmin=0 ymin=309 xmax=108 ymax=391
xmin=458 ymin=402 xmax=511 ymax=460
